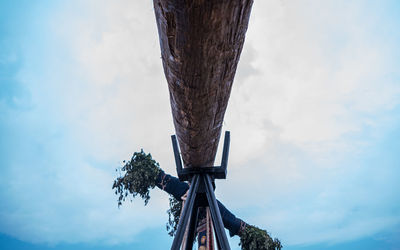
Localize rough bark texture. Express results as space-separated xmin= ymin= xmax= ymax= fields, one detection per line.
xmin=154 ymin=0 xmax=253 ymax=168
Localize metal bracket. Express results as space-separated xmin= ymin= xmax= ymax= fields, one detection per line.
xmin=171 ymin=131 xmax=230 ymax=181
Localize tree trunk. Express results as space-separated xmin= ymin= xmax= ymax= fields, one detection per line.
xmin=153 ymin=0 xmax=253 ymax=168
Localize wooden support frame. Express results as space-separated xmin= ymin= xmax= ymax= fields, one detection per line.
xmin=170 ymin=131 xmax=231 ymax=250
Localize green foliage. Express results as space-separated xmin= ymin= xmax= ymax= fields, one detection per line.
xmin=166 ymin=196 xmax=182 ymax=236
xmin=112 ymin=149 xmax=161 ymax=206
xmin=239 ymin=225 xmax=282 ymax=250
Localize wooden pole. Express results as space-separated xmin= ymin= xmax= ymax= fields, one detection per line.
xmin=154 ymin=0 xmax=254 ymax=168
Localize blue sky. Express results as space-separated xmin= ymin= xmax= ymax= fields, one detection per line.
xmin=1 ymin=1 xmax=400 ymax=249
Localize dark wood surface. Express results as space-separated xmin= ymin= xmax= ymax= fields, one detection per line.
xmin=154 ymin=0 xmax=253 ymax=168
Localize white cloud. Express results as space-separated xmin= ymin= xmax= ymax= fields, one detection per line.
xmin=1 ymin=0 xmax=399 ymax=247
xmin=221 ymin=0 xmax=400 ymax=245
xmin=228 ymin=0 xmax=399 ymax=156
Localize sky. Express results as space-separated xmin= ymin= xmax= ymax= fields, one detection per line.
xmin=0 ymin=0 xmax=400 ymax=249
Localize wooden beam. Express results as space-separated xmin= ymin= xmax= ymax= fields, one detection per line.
xmin=154 ymin=0 xmax=254 ymax=168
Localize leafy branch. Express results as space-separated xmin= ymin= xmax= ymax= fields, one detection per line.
xmin=112 ymin=150 xmax=161 ymax=206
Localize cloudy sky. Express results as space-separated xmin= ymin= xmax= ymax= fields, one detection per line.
xmin=1 ymin=0 xmax=399 ymax=249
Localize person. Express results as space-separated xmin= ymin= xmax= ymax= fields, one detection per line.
xmin=113 ymin=150 xmax=282 ymax=250
xmin=156 ymin=170 xmax=246 ymax=237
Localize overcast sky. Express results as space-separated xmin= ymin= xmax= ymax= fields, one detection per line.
xmin=1 ymin=1 xmax=400 ymax=249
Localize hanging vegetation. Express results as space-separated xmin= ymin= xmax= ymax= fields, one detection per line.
xmin=166 ymin=196 xmax=183 ymax=237
xmin=239 ymin=225 xmax=282 ymax=250
xmin=112 ymin=150 xmax=161 ymax=206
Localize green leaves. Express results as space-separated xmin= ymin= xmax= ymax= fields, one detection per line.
xmin=112 ymin=149 xmax=161 ymax=207
xmin=166 ymin=196 xmax=182 ymax=237
xmin=239 ymin=225 xmax=282 ymax=250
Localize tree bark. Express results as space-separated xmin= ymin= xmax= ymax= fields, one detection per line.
xmin=153 ymin=0 xmax=253 ymax=168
